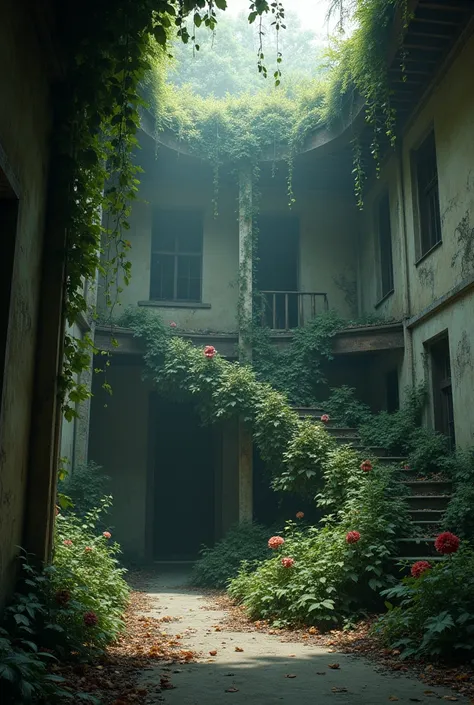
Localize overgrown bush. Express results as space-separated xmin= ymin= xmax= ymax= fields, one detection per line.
xmin=59 ymin=461 xmax=110 ymax=517
xmin=322 ymin=386 xmax=371 ymax=428
xmin=190 ymin=523 xmax=273 ymax=589
xmin=442 ymin=448 xmax=474 ymax=539
xmin=229 ymin=460 xmax=410 ymax=627
xmin=375 ymin=545 xmax=474 ymax=660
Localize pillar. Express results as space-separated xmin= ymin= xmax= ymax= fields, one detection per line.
xmin=238 ymin=163 xmax=253 ymax=362
xmin=238 ymin=419 xmax=253 ymax=523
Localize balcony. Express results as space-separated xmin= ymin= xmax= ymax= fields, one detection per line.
xmin=259 ymin=291 xmax=329 ymax=330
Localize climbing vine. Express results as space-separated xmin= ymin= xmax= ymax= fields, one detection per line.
xmin=53 ymin=0 xmax=286 ymax=418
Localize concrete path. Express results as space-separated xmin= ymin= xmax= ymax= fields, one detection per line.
xmin=139 ymin=566 xmax=467 ymax=705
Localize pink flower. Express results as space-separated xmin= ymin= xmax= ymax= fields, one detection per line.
xmin=204 ymin=345 xmax=217 ymax=359
xmin=83 ymin=611 xmax=98 ymax=627
xmin=411 ymin=560 xmax=432 ymax=578
xmin=84 ymin=546 xmax=93 ymax=553
xmin=296 ymin=511 xmax=304 ymax=519
xmin=170 ymin=321 xmax=177 ymax=328
xmin=268 ymin=536 xmax=285 ymax=550
xmin=281 ymin=557 xmax=295 ymax=568
xmin=320 ymin=414 xmax=330 ymax=423
xmin=434 ymin=531 xmax=460 ymax=555
xmin=346 ymin=531 xmax=361 ymax=545
xmin=63 ymin=539 xmax=73 ymax=547
xmin=103 ymin=531 xmax=112 ymax=539
xmin=360 ymin=460 xmax=373 ymax=472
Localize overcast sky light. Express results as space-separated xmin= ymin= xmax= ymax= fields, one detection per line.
xmin=226 ymin=0 xmax=338 ymax=38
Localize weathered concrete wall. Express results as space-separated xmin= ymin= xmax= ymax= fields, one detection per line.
xmin=0 ymin=2 xmax=52 ymax=604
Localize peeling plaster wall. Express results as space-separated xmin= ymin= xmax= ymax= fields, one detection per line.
xmin=0 ymin=2 xmax=52 ymax=604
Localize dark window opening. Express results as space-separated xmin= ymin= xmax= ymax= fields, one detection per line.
xmin=415 ymin=130 xmax=442 ymax=258
xmin=0 ymin=166 xmax=18 ymax=408
xmin=378 ymin=192 xmax=394 ymax=298
xmin=430 ymin=335 xmax=455 ymax=449
xmin=150 ymin=210 xmax=203 ymax=302
xmin=385 ymin=369 xmax=399 ymax=413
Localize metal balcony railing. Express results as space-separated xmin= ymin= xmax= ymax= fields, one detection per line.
xmin=259 ymin=291 xmax=329 ymax=330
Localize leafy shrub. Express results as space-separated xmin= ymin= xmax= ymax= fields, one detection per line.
xmin=59 ymin=461 xmax=110 ymax=517
xmin=229 ymin=461 xmax=410 ymax=627
xmin=442 ymin=448 xmax=474 ymax=539
xmin=406 ymin=427 xmax=449 ymax=474
xmin=322 ymin=386 xmax=370 ymax=428
xmin=190 ymin=522 xmax=273 ymax=589
xmin=315 ymin=446 xmax=363 ymax=511
xmin=375 ymin=545 xmax=474 ymax=660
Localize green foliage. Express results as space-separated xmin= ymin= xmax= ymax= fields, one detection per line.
xmin=315 ymin=446 xmax=363 ymax=511
xmin=229 ymin=461 xmax=410 ymax=627
xmin=442 ymin=449 xmax=474 ymax=539
xmin=375 ymin=546 xmax=474 ymax=660
xmin=190 ymin=523 xmax=273 ymax=589
xmin=322 ymin=386 xmax=371 ymax=428
xmin=58 ymin=461 xmax=110 ymax=518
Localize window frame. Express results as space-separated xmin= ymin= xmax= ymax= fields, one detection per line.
xmin=150 ymin=209 xmax=203 ymax=303
xmin=412 ymin=128 xmax=442 ymax=262
xmin=377 ymin=190 xmax=394 ymax=300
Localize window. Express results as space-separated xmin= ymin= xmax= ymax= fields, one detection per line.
xmin=378 ymin=192 xmax=394 ymax=298
xmin=429 ymin=335 xmax=455 ymax=449
xmin=414 ymin=130 xmax=442 ymax=258
xmin=150 ymin=210 xmax=203 ymax=302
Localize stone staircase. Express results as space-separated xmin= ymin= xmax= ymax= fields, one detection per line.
xmin=295 ymin=407 xmax=451 ymax=565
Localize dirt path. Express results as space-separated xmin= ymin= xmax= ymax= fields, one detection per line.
xmin=137 ymin=566 xmax=468 ymax=705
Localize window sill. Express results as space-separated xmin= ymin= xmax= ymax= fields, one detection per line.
xmin=138 ymin=300 xmax=211 ymax=310
xmin=415 ymin=239 xmax=442 ymax=267
xmin=375 ymin=289 xmax=394 ymax=309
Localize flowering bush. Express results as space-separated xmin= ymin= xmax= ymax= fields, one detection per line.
xmin=434 ymin=531 xmax=460 ymax=555
xmin=410 ymin=560 xmax=431 ymax=578
xmin=375 ymin=545 xmax=474 ymax=659
xmin=268 ymin=536 xmax=285 ymax=550
xmin=296 ymin=511 xmax=304 ymax=519
xmin=203 ymin=345 xmax=217 ymax=359
xmin=320 ymin=414 xmax=330 ymax=423
xmin=346 ymin=530 xmax=361 ymax=544
xmin=281 ymin=557 xmax=295 ymax=568
xmin=360 ymin=460 xmax=372 ymax=472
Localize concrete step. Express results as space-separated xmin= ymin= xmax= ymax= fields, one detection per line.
xmin=405 ymin=495 xmax=451 ymax=510
xmin=409 ymin=509 xmax=445 ymax=522
xmin=326 ymin=426 xmax=360 ymax=438
xmin=398 ymin=537 xmax=437 ymax=557
xmin=402 ymin=480 xmax=452 ymax=494
xmin=375 ymin=456 xmax=406 ymax=465
xmin=294 ymin=407 xmax=325 ymax=418
xmin=390 ymin=555 xmax=444 ymax=565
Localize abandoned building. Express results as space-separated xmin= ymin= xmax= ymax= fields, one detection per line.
xmin=84 ymin=2 xmax=474 ymax=562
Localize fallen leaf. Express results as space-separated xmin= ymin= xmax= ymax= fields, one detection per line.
xmin=225 ymin=687 xmax=239 ymax=693
xmin=389 ymin=698 xmax=399 ymax=702
xmin=308 ymin=627 xmax=318 ymax=635
xmin=209 ymin=650 xmax=218 ymax=656
xmin=443 ymin=698 xmax=458 ymax=702
xmin=285 ymin=674 xmax=297 ymax=679
xmin=328 ymin=663 xmax=340 ymax=670
xmin=316 ymin=672 xmax=326 ymax=676
xmin=235 ymin=647 xmax=244 ymax=653
xmin=332 ymin=686 xmax=348 ymax=693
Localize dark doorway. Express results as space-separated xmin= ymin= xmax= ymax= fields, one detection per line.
xmin=385 ymin=369 xmax=400 ymax=412
xmin=257 ymin=215 xmax=299 ymax=329
xmin=151 ymin=396 xmax=215 ymax=560
xmin=0 ymin=165 xmax=19 ymax=411
xmin=428 ymin=334 xmax=455 ymax=448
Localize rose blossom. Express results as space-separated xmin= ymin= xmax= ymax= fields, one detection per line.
xmin=346 ymin=531 xmax=361 ymax=545
xmin=411 ymin=560 xmax=432 ymax=578
xmin=204 ymin=345 xmax=217 ymax=359
xmin=320 ymin=414 xmax=330 ymax=423
xmin=84 ymin=546 xmax=93 ymax=553
xmin=63 ymin=539 xmax=73 ymax=547
xmin=170 ymin=321 xmax=177 ymax=328
xmin=434 ymin=531 xmax=460 ymax=555
xmin=268 ymin=536 xmax=285 ymax=550
xmin=103 ymin=531 xmax=112 ymax=539
xmin=296 ymin=511 xmax=304 ymax=519
xmin=281 ymin=557 xmax=295 ymax=568
xmin=83 ymin=611 xmax=98 ymax=627
xmin=360 ymin=460 xmax=373 ymax=472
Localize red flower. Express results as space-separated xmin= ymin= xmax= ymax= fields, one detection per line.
xmin=170 ymin=321 xmax=177 ymax=328
xmin=268 ymin=536 xmax=285 ymax=550
xmin=84 ymin=546 xmax=93 ymax=553
xmin=63 ymin=539 xmax=73 ymax=547
xmin=281 ymin=557 xmax=295 ymax=568
xmin=296 ymin=511 xmax=304 ymax=519
xmin=346 ymin=531 xmax=361 ymax=545
xmin=411 ymin=560 xmax=432 ymax=578
xmin=55 ymin=589 xmax=71 ymax=606
xmin=320 ymin=414 xmax=330 ymax=423
xmin=360 ymin=460 xmax=373 ymax=472
xmin=434 ymin=531 xmax=460 ymax=555
xmin=403 ymin=464 xmax=410 ymax=470
xmin=204 ymin=345 xmax=217 ymax=359
xmin=102 ymin=531 xmax=112 ymax=539
xmin=83 ymin=611 xmax=98 ymax=627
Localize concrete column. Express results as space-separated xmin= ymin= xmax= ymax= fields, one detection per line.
xmin=238 ymin=420 xmax=253 ymax=523
xmin=238 ymin=164 xmax=253 ymax=362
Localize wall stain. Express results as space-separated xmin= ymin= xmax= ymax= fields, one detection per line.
xmin=418 ymin=262 xmax=435 ymax=298
xmin=333 ymin=268 xmax=357 ymax=316
xmin=451 ymin=210 xmax=474 ymax=278
xmin=453 ymin=331 xmax=472 ymax=384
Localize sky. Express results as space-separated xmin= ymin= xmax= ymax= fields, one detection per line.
xmin=226 ymin=0 xmax=339 ymax=39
